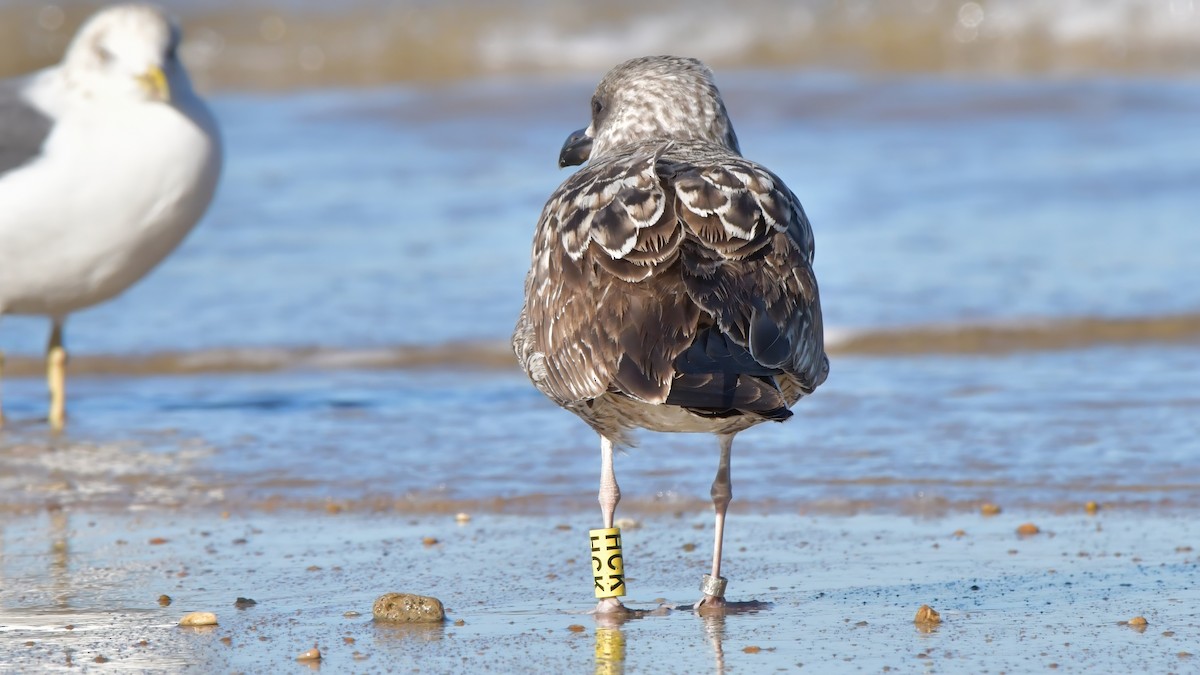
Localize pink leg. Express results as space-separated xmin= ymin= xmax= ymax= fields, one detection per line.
xmin=595 ymin=435 xmax=626 ymax=613
xmin=696 ymin=433 xmax=735 ymax=609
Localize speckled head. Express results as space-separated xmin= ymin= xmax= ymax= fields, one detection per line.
xmin=583 ymin=55 xmax=742 ymax=160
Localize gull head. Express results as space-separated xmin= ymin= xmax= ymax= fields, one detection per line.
xmin=62 ymin=4 xmax=183 ymax=103
xmin=559 ymin=55 xmax=741 ymax=167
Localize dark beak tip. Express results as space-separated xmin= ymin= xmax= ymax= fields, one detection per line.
xmin=558 ymin=128 xmax=592 ymax=168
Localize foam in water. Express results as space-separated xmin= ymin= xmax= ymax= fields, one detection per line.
xmin=3 ymin=0 xmax=1200 ymax=86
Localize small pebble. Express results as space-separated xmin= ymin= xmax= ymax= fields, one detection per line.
xmin=343 ymin=611 xmax=361 ymax=618
xmin=682 ymin=543 xmax=697 ymax=552
xmin=980 ymin=503 xmax=1002 ymax=516
xmin=296 ymin=647 xmax=321 ymax=661
xmin=1016 ymin=523 xmax=1040 ymax=536
xmin=93 ymin=655 xmax=108 ymax=664
xmin=914 ymin=605 xmax=941 ymax=625
xmin=148 ymin=537 xmax=169 ymax=545
xmin=567 ymin=624 xmax=586 ymax=633
xmin=1085 ymin=501 xmax=1100 ymax=515
xmin=743 ymin=646 xmax=762 ymax=654
xmin=952 ymin=529 xmax=966 ymax=538
xmin=455 ymin=512 xmax=471 ymax=524
xmin=1128 ymin=616 xmax=1148 ymax=627
xmin=158 ymin=595 xmax=172 ymax=606
xmin=372 ymin=593 xmax=445 ymax=623
xmin=234 ymin=597 xmax=257 ymax=609
xmin=179 ymin=612 xmax=218 ymax=627
xmin=422 ymin=537 xmax=439 ymax=547
xmin=614 ymin=517 xmax=641 ymax=530
xmin=454 ymin=619 xmax=466 ymax=627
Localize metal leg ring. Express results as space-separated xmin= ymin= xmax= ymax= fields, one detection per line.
xmin=700 ymin=574 xmax=728 ymax=597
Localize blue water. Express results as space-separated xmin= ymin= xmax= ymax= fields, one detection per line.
xmin=1 ymin=343 xmax=1196 ymax=513
xmin=1 ymin=72 xmax=1198 ymax=512
xmin=2 ymin=75 xmax=1198 ymax=355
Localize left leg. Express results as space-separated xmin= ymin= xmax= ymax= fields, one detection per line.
xmin=47 ymin=320 xmax=67 ymax=431
xmin=595 ymin=434 xmax=627 ymax=613
xmin=696 ymin=432 xmax=735 ymax=609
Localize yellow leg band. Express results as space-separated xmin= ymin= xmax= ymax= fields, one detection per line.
xmin=589 ymin=527 xmax=626 ymax=598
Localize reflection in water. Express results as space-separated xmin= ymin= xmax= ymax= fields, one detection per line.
xmin=372 ymin=621 xmax=447 ymax=644
xmin=593 ymin=621 xmax=626 ymax=675
xmin=49 ymin=509 xmax=69 ymax=608
xmin=701 ymin=613 xmax=727 ymax=675
xmin=590 ymin=605 xmax=754 ymax=675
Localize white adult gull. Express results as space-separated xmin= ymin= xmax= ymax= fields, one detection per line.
xmin=514 ymin=55 xmax=828 ymax=613
xmin=0 ymin=4 xmax=222 ymax=429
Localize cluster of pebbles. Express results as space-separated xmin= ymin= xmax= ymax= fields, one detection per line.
xmin=174 ymin=592 xmax=446 ymax=661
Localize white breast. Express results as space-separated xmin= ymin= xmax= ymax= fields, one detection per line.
xmin=0 ymin=74 xmax=221 ymax=317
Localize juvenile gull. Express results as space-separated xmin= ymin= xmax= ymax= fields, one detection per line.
xmin=514 ymin=55 xmax=828 ymax=613
xmin=0 ymin=4 xmax=222 ymax=429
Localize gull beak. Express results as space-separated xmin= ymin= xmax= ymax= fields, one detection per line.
xmin=558 ymin=128 xmax=592 ymax=168
xmin=137 ymin=65 xmax=171 ymax=102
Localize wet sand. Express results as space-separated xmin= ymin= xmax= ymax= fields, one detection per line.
xmin=2 ymin=507 xmax=1197 ymax=672
xmin=3 ymin=311 xmax=1200 ymax=378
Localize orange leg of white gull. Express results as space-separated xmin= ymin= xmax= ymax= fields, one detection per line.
xmin=47 ymin=321 xmax=67 ymax=432
xmin=695 ymin=432 xmax=735 ymax=610
xmin=594 ymin=434 xmax=626 ymax=614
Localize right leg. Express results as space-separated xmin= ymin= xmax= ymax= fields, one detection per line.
xmin=598 ymin=434 xmax=621 ymax=529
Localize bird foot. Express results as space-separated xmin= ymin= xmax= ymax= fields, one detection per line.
xmin=693 ymin=594 xmax=727 ymax=613
xmin=592 ymin=597 xmax=630 ymax=615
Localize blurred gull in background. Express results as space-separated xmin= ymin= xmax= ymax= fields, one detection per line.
xmin=0 ymin=3 xmax=221 ymax=429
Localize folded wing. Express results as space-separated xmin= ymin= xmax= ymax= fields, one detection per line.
xmin=516 ymin=141 xmax=827 ymax=417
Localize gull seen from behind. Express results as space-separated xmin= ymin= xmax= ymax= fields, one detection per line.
xmin=514 ymin=55 xmax=828 ymax=613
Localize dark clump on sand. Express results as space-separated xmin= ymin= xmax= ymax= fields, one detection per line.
xmin=372 ymin=593 xmax=445 ymax=623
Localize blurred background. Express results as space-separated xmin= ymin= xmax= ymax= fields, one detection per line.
xmin=0 ymin=0 xmax=1197 ymax=514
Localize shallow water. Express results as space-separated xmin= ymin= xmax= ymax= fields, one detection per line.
xmin=1 ymin=344 xmax=1197 ymax=515
xmin=2 ymin=74 xmax=1198 ymax=356
xmin=0 ymin=70 xmax=1197 ymax=520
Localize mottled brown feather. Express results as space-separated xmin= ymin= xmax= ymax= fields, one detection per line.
xmin=515 ymin=139 xmax=827 ymax=435
xmin=514 ymin=56 xmax=827 ymax=441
